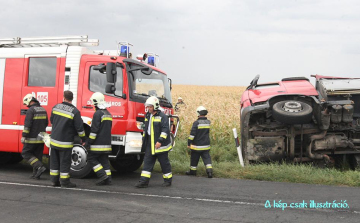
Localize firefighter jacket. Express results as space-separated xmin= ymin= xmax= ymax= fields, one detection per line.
xmin=188 ymin=117 xmax=211 ymax=151
xmin=50 ymin=102 xmax=86 ymax=150
xmin=88 ymin=108 xmax=112 ymax=153
xmin=142 ymin=110 xmax=172 ymax=155
xmin=22 ymin=102 xmax=48 ymax=144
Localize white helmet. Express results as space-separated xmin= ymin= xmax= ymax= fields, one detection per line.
xmin=90 ymin=92 xmax=107 ymax=109
xmin=145 ymin=96 xmax=160 ymax=110
xmin=178 ymin=97 xmax=182 ymax=100
xmin=196 ymin=106 xmax=208 ymax=116
xmin=23 ymin=93 xmax=35 ymax=106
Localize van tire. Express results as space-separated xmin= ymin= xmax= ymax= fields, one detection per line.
xmin=272 ymin=100 xmax=313 ymax=124
xmin=110 ymin=154 xmax=144 ymax=173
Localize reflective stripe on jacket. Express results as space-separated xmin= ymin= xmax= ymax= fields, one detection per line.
xmin=188 ymin=117 xmax=211 ymax=151
xmin=88 ymin=109 xmax=112 ymax=153
xmin=142 ymin=110 xmax=172 ymax=155
xmin=50 ymin=102 xmax=85 ymax=150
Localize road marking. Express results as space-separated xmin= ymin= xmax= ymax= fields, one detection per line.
xmin=0 ymin=181 xmax=359 ymax=215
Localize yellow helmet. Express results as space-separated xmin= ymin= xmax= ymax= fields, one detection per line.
xmin=196 ymin=106 xmax=208 ymax=116
xmin=145 ymin=96 xmax=160 ymax=110
xmin=23 ymin=93 xmax=35 ymax=106
xmin=90 ymin=92 xmax=107 ymax=109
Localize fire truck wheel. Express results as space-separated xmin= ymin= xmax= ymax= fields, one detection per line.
xmin=0 ymin=152 xmax=13 ymax=165
xmin=272 ymin=100 xmax=313 ymax=125
xmin=70 ymin=145 xmax=93 ymax=178
xmin=110 ymin=154 xmax=144 ymax=173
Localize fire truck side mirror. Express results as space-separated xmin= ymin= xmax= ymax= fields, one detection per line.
xmin=106 ymin=62 xmax=117 ymax=83
xmin=94 ymin=63 xmax=106 ymax=73
xmin=141 ymin=67 xmax=153 ymax=75
xmin=105 ymin=84 xmax=115 ymax=94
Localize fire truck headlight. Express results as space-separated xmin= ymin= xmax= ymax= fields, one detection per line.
xmin=129 ymin=140 xmax=142 ymax=148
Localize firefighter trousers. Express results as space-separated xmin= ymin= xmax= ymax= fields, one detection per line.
xmin=21 ymin=143 xmax=44 ymax=170
xmin=139 ymin=137 xmax=172 ymax=184
xmin=88 ymin=153 xmax=111 ymax=179
xmin=190 ymin=150 xmax=212 ymax=172
xmin=50 ymin=148 xmax=72 ymax=185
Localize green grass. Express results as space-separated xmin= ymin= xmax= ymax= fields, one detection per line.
xmin=151 ymin=138 xmax=360 ymax=187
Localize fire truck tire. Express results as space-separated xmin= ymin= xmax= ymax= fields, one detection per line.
xmin=110 ymin=154 xmax=144 ymax=173
xmin=0 ymin=152 xmax=12 ymax=165
xmin=272 ymin=100 xmax=313 ymax=124
xmin=69 ymin=145 xmax=93 ymax=178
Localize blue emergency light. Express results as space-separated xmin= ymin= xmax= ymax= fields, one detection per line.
xmin=120 ymin=46 xmax=129 ymax=57
xmin=148 ymin=56 xmax=155 ymax=66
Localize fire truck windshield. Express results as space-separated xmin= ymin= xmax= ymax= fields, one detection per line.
xmin=128 ymin=68 xmax=172 ymax=107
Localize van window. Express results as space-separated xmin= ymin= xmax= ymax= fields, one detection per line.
xmin=28 ymin=57 xmax=57 ymax=87
xmin=89 ymin=66 xmax=123 ymax=96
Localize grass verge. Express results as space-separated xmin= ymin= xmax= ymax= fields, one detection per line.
xmin=152 ymin=139 xmax=360 ymax=187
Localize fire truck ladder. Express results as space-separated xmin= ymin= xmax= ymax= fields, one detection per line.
xmin=0 ymin=35 xmax=99 ymax=48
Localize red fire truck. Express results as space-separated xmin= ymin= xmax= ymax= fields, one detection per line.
xmin=0 ymin=35 xmax=179 ymax=178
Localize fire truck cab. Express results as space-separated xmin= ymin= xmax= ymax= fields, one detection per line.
xmin=0 ymin=35 xmax=178 ymax=178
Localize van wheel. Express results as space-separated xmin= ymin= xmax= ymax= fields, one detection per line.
xmin=70 ymin=145 xmax=93 ymax=178
xmin=110 ymin=154 xmax=144 ymax=173
xmin=272 ymin=100 xmax=313 ymax=124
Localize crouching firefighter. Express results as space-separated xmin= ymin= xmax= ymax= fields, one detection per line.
xmin=50 ymin=91 xmax=86 ymax=188
xmin=186 ymin=106 xmax=213 ymax=178
xmin=85 ymin=92 xmax=112 ymax=186
xmin=135 ymin=96 xmax=173 ymax=188
xmin=21 ymin=94 xmax=48 ymax=179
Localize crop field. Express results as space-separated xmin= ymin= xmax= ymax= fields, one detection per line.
xmin=150 ymin=84 xmax=360 ymax=187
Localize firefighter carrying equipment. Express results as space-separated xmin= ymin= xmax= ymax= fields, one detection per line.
xmin=141 ymin=110 xmax=172 ymax=155
xmin=90 ymin=92 xmax=107 ymax=109
xmin=196 ymin=106 xmax=208 ymax=116
xmin=50 ymin=102 xmax=86 ymax=150
xmin=21 ymin=100 xmax=48 ymax=179
xmin=136 ymin=109 xmax=172 ymax=187
xmin=145 ymin=96 xmax=160 ymax=110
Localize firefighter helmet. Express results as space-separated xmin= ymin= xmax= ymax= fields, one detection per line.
xmin=196 ymin=106 xmax=208 ymax=116
xmin=23 ymin=94 xmax=36 ymax=106
xmin=90 ymin=92 xmax=107 ymax=109
xmin=145 ymin=96 xmax=160 ymax=110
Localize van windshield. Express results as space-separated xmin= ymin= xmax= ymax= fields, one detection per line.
xmin=128 ymin=66 xmax=172 ymax=106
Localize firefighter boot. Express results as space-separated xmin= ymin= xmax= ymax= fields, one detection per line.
xmin=52 ymin=181 xmax=61 ymax=187
xmin=61 ymin=181 xmax=77 ymax=188
xmin=29 ymin=167 xmax=37 ymax=179
xmin=96 ymin=175 xmax=109 ymax=186
xmin=34 ymin=166 xmax=47 ymax=179
xmin=185 ymin=170 xmax=197 ymax=176
xmin=206 ymin=169 xmax=213 ymax=178
xmin=104 ymin=176 xmax=112 ymax=185
xmin=135 ymin=181 xmax=149 ymax=188
xmin=162 ymin=181 xmax=172 ymax=187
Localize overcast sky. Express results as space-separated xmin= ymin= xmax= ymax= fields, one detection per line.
xmin=1 ymin=0 xmax=359 ymax=86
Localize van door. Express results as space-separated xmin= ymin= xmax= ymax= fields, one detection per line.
xmin=20 ymin=56 xmax=61 ymax=153
xmin=79 ymin=61 xmax=127 ymax=132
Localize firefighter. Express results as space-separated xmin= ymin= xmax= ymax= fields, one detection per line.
xmin=135 ymin=96 xmax=173 ymax=188
xmin=85 ymin=92 xmax=112 ymax=186
xmin=49 ymin=91 xmax=86 ymax=188
xmin=21 ymin=94 xmax=48 ymax=179
xmin=186 ymin=106 xmax=213 ymax=178
xmin=174 ymin=97 xmax=187 ymax=112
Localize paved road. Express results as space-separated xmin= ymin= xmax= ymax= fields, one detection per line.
xmin=0 ymin=163 xmax=359 ymax=223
